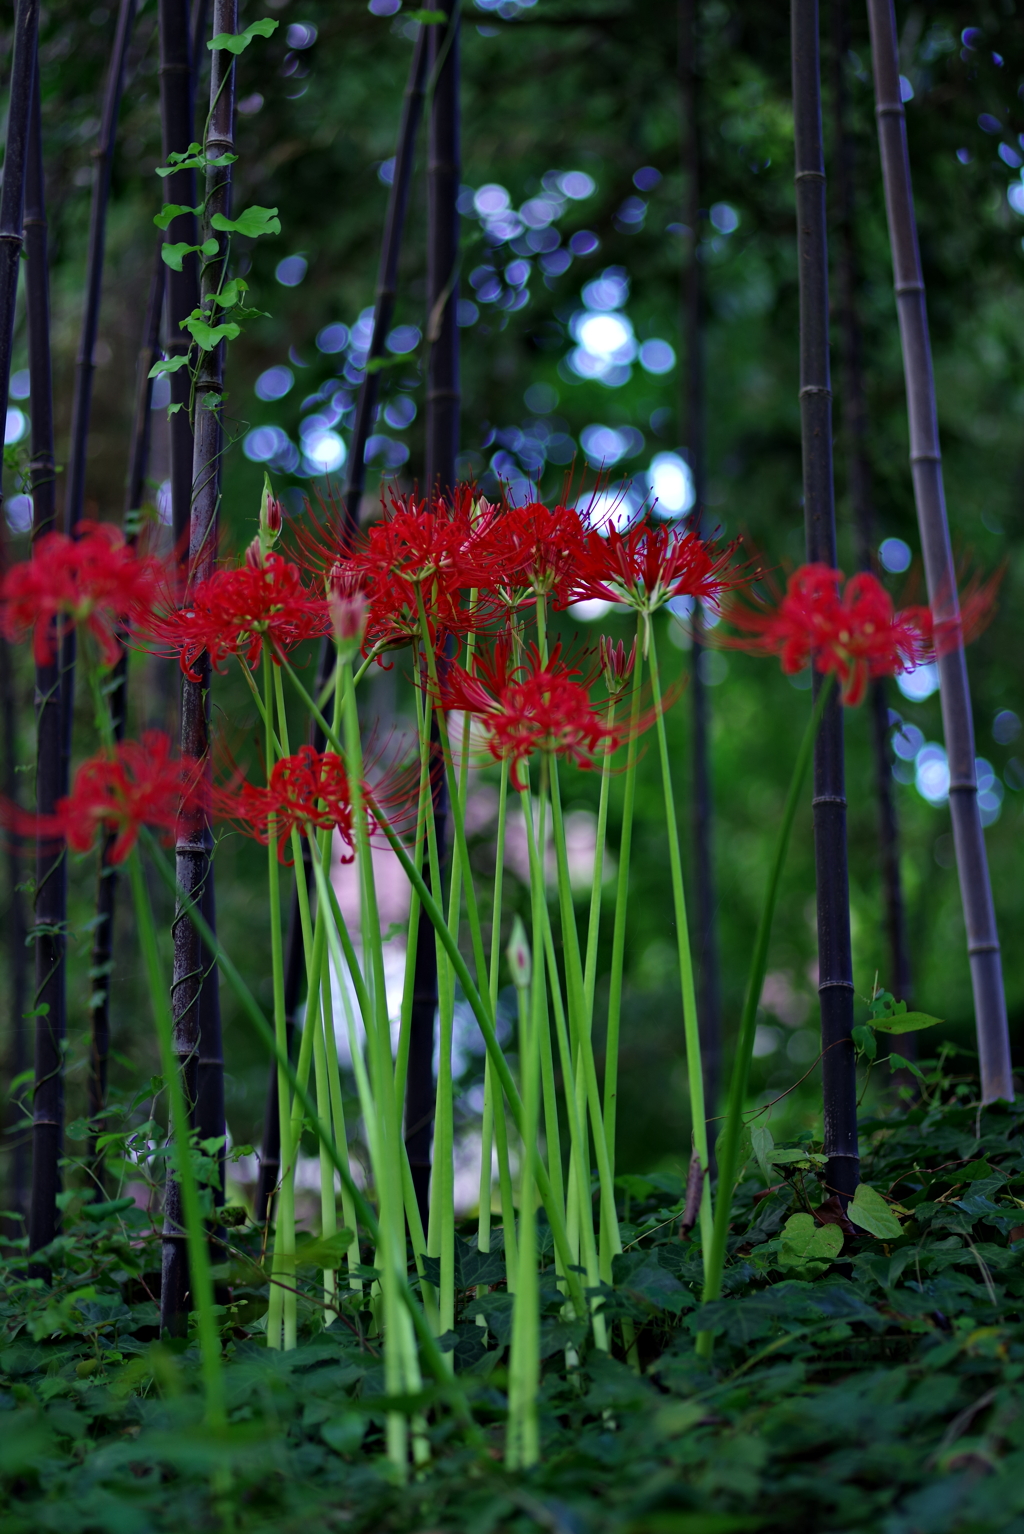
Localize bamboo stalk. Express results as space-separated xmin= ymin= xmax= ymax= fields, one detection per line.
xmin=678 ymin=0 xmax=721 ymax=1126
xmin=23 ymin=51 xmax=67 ymax=1259
xmin=0 ymin=2 xmax=36 ymax=1234
xmin=343 ymin=22 xmax=428 ymax=528
xmin=829 ymin=0 xmax=912 ymax=1013
xmin=864 ymin=0 xmax=1011 ymax=1103
xmin=791 ymin=0 xmax=859 ymax=1200
xmin=157 ymin=0 xmax=199 ymax=550
xmin=0 ymin=627 xmax=28 ymax=1229
xmin=162 ymin=0 xmax=235 ymax=1335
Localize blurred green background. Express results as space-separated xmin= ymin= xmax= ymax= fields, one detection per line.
xmin=2 ymin=0 xmax=1022 ymax=1195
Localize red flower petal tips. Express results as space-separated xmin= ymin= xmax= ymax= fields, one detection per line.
xmin=0 ymin=520 xmax=167 ymax=667
xmin=725 ymin=563 xmax=936 ymax=706
xmin=567 ymin=519 xmax=742 ymax=615
xmin=213 ymin=746 xmax=360 ymax=863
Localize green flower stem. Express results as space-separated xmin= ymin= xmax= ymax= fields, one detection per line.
xmin=318 ymin=928 xmax=359 ymax=1291
xmin=582 ymin=697 xmax=616 ymax=1018
xmin=126 ymin=847 xmax=225 ymax=1428
xmin=480 ymin=758 xmax=518 ymax=1287
xmin=696 ymin=675 xmax=834 ymax=1357
xmin=646 ymin=617 xmax=712 ymax=1270
xmin=505 ymin=945 xmax=539 ymax=1470
xmin=263 ymin=651 xmax=294 ymax=1352
xmin=547 ymin=757 xmax=621 ymax=1285
xmin=140 ymin=828 xmax=483 ymax=1448
xmin=602 ymin=621 xmax=644 ymax=1183
xmin=393 ymin=678 xmax=430 ymax=1113
xmin=275 ymin=649 xmax=588 ymax=1316
xmin=522 ymin=777 xmax=607 ymax=1350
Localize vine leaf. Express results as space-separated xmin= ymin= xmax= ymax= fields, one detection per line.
xmin=208 ymin=17 xmax=279 ymax=53
xmin=161 ymin=238 xmax=218 ymax=271
xmin=211 ymin=206 xmax=281 ymax=239
xmin=148 ymin=355 xmax=192 ymax=379
xmin=153 ymin=203 xmax=204 ymax=230
xmin=847 ymin=1183 xmax=903 ymax=1241
xmin=182 ymin=316 xmax=241 ymax=350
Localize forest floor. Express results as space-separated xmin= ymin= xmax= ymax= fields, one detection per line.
xmin=3 ymin=1074 xmax=1024 ymax=1534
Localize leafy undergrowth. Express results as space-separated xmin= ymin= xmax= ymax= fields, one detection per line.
xmin=4 ymin=1084 xmax=1024 ymax=1533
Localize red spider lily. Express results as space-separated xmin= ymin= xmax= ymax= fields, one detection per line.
xmin=149 ymin=552 xmax=330 ymax=682
xmin=2 ymin=733 xmax=202 ymax=864
xmin=566 ymin=519 xmax=742 ymax=614
xmin=0 ymin=520 xmax=167 ymax=666
xmin=724 ymin=563 xmax=936 ymax=706
xmin=441 ymin=641 xmax=621 ymax=788
xmin=214 ymin=746 xmax=360 ymax=863
xmin=472 ymin=499 xmax=587 ymax=606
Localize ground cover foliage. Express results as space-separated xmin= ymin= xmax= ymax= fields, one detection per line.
xmin=5 ymin=1061 xmax=1024 ymax=1533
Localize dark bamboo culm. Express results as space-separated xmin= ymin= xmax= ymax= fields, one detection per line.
xmin=792 ymin=0 xmax=859 ymax=1200
xmin=405 ymin=0 xmax=461 ymax=1232
xmin=678 ymin=0 xmax=721 ymax=1125
xmin=0 ymin=5 xmax=37 ymax=1234
xmin=0 ymin=626 xmax=28 ymax=1230
xmin=256 ymin=19 xmax=431 ymax=1225
xmin=865 ymin=0 xmax=1012 ymax=1103
xmin=829 ymin=0 xmax=912 ymax=1020
xmin=51 ymin=0 xmax=138 ymax=1182
xmin=24 ymin=52 xmax=67 ymax=1259
xmin=89 ymin=252 xmax=165 ymax=1182
xmin=161 ymin=0 xmax=234 ymax=1336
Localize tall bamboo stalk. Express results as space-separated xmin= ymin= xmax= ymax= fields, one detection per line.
xmin=830 ymin=0 xmax=912 ymax=1009
xmin=162 ymin=0 xmax=235 ymax=1335
xmin=0 ymin=6 xmax=36 ymax=1236
xmin=23 ymin=55 xmax=66 ymax=1257
xmin=257 ymin=25 xmax=432 ymax=1223
xmin=0 ymin=625 xmax=28 ymax=1228
xmin=402 ymin=0 xmax=461 ymax=1230
xmin=158 ymin=0 xmax=199 ymax=550
xmin=678 ymin=0 xmax=721 ymax=1124
xmin=792 ymin=0 xmax=858 ymax=1200
xmin=865 ymin=0 xmax=1012 ymax=1103
xmin=343 ymin=22 xmax=428 ymax=526
xmin=88 ymin=250 xmax=165 ymax=1178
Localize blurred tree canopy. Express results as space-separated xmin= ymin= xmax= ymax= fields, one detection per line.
xmin=3 ymin=0 xmax=1022 ymax=1177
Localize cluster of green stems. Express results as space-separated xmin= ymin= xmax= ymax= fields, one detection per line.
xmin=86 ymin=565 xmax=831 ymax=1475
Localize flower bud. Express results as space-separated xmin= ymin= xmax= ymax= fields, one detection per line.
xmin=260 ymin=472 xmax=283 ymax=551
xmin=506 ymin=915 xmax=532 ymax=991
xmin=599 ymin=634 xmax=636 ymax=697
xmin=327 ymin=566 xmax=368 ymax=662
xmin=245 ymin=535 xmax=264 ymax=570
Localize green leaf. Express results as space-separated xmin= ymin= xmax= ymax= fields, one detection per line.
xmin=364 ymin=353 xmax=407 ymax=374
xmin=407 ymin=8 xmax=448 ymax=20
xmin=208 ymin=277 xmax=249 ymax=308
xmin=751 ymin=1124 xmax=774 ymax=1185
xmin=153 ymin=203 xmax=203 ymax=230
xmin=209 ymin=17 xmax=280 ymax=53
xmin=887 ymin=1051 xmax=927 ymax=1082
xmin=321 ymin=1413 xmax=365 ymax=1454
xmin=147 ymin=354 xmax=192 ymax=378
xmin=211 ymin=206 xmax=281 ymax=239
xmin=294 ymin=1229 xmax=354 ymax=1268
xmin=852 ymin=1023 xmax=877 ymax=1060
xmin=182 ymin=317 xmax=241 ymax=349
xmin=160 ymin=242 xmax=195 ymax=271
xmin=777 ymin=1213 xmax=843 ymax=1273
xmin=873 ymin=1010 xmax=943 ymax=1034
xmin=767 ymin=1148 xmax=828 ymax=1168
xmin=848 ymin=1182 xmax=903 ymax=1241
xmin=81 ymin=1197 xmax=136 ymax=1223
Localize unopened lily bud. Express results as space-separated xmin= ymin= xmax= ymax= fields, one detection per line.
xmin=506 ymin=915 xmax=532 ymax=991
xmin=599 ymin=634 xmax=636 ymax=696
xmin=245 ymin=535 xmax=264 ymax=570
xmin=328 ymin=578 xmax=368 ymax=663
xmin=260 ymin=471 xmax=283 ymax=550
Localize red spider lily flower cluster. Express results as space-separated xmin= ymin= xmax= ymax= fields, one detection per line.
xmin=0 ymin=520 xmax=166 ymax=667
xmin=724 ymin=563 xmax=936 ymax=706
xmin=150 ymin=552 xmax=330 ymax=682
xmin=214 ymin=746 xmax=373 ymax=864
xmin=567 ymin=520 xmax=743 ymax=615
xmin=474 ymin=499 xmax=588 ymax=605
xmin=441 ymin=641 xmax=622 ymax=788
xmin=1 ymin=732 xmax=202 ymax=864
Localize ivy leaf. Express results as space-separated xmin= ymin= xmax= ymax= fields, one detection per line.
xmin=208 ymin=17 xmax=279 ymax=53
xmin=182 ymin=316 xmax=241 ymax=349
xmin=751 ymin=1124 xmax=774 ymax=1185
xmin=294 ymin=1229 xmax=354 ymax=1268
xmin=208 ymin=277 xmax=249 ymax=308
xmin=211 ymin=206 xmax=281 ymax=239
xmin=888 ymin=1051 xmax=927 ymax=1082
xmin=852 ymin=1023 xmax=877 ymax=1061
xmin=148 ymin=354 xmax=192 ymax=378
xmin=153 ymin=203 xmax=203 ymax=230
xmin=161 ymin=238 xmax=218 ymax=271
xmin=767 ymin=1148 xmax=828 ymax=1169
xmin=848 ymin=1182 xmax=903 ymax=1241
xmin=873 ymin=1010 xmax=943 ymax=1034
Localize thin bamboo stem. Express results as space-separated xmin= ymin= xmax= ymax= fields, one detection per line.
xmin=792 ymin=0 xmax=859 ymax=1199
xmin=864 ymin=0 xmax=1011 ymax=1103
